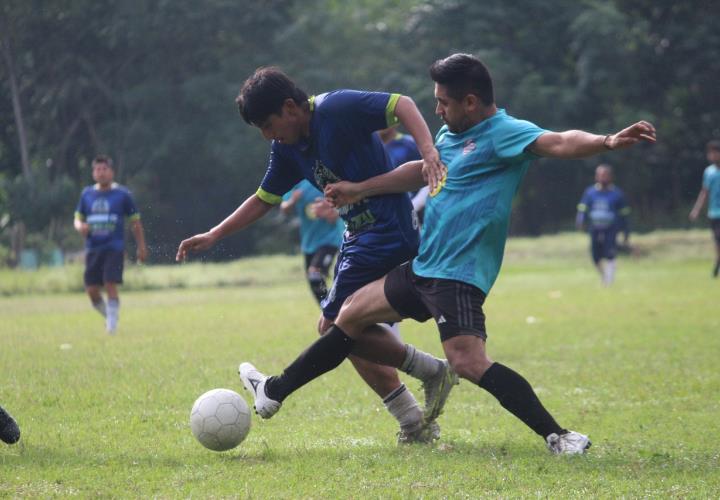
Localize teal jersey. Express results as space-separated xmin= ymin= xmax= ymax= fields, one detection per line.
xmin=413 ymin=109 xmax=547 ymax=294
xmin=702 ymin=164 xmax=720 ymax=218
xmin=283 ymin=180 xmax=344 ymax=254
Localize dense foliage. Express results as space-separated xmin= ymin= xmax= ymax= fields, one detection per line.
xmin=1 ymin=0 xmax=719 ymax=262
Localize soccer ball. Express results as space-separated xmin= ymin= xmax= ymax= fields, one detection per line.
xmin=190 ymin=388 xmax=251 ymax=451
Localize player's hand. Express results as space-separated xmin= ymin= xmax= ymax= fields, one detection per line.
xmin=689 ymin=209 xmax=699 ymax=222
xmin=176 ymin=232 xmax=217 ymax=262
xmin=324 ymin=181 xmax=363 ymax=208
xmin=421 ymin=147 xmax=447 ymax=196
xmin=136 ymin=244 xmax=148 ymax=263
xmin=606 ymin=121 xmax=656 ymax=150
xmin=76 ymin=222 xmax=90 ymax=237
xmin=311 ymin=199 xmax=338 ymax=221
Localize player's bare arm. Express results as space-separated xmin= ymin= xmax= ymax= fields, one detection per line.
xmin=131 ymin=219 xmax=148 ymax=263
xmin=394 ymin=96 xmax=446 ymax=193
xmin=325 ymin=160 xmax=425 ymax=208
xmin=689 ymin=188 xmax=708 ymax=221
xmin=176 ymin=194 xmax=273 ymax=261
xmin=530 ymin=121 xmax=656 ymax=158
xmin=74 ymin=218 xmax=90 ymax=237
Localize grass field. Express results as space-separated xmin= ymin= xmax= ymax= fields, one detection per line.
xmin=1 ymin=231 xmax=718 ymax=498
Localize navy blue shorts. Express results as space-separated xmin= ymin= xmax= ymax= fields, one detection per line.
xmin=84 ymin=249 xmax=124 ymax=286
xmin=590 ymin=229 xmax=618 ymax=263
xmin=321 ymin=232 xmax=416 ymax=319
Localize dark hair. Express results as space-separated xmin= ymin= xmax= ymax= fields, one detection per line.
xmin=236 ymin=67 xmax=308 ymax=125
xmin=429 ymin=53 xmax=494 ymax=105
xmin=92 ymin=154 xmax=113 ymax=168
xmin=706 ymin=140 xmax=720 ymax=153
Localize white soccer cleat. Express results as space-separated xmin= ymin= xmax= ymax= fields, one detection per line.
xmin=238 ymin=362 xmax=282 ymax=419
xmin=546 ymin=431 xmax=591 ymax=455
xmin=422 ymin=359 xmax=459 ymax=424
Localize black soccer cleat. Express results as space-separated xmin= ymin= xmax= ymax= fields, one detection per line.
xmin=0 ymin=405 xmax=21 ymax=444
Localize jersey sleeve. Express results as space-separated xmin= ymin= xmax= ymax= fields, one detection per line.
xmin=124 ymin=190 xmax=140 ymax=221
xmin=577 ymin=188 xmax=592 ymax=213
xmin=493 ymin=117 xmax=548 ymax=161
xmin=257 ymin=144 xmax=303 ymax=205
xmin=703 ymin=166 xmax=712 ymax=189
xmin=323 ymin=90 xmax=400 ymax=135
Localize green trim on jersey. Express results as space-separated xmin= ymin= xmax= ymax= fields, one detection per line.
xmin=577 ymin=203 xmax=588 ymax=212
xmin=128 ymin=213 xmax=141 ymax=221
xmin=385 ymin=93 xmax=401 ymax=128
xmin=74 ymin=211 xmax=85 ymax=221
xmin=256 ymin=187 xmax=282 ymax=205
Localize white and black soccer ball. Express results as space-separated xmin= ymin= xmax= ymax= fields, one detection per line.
xmin=190 ymin=388 xmax=251 ymax=451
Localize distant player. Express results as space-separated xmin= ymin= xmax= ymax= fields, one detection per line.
xmin=378 ymin=127 xmax=429 ymax=223
xmin=689 ymin=140 xmax=720 ymax=278
xmin=0 ymin=404 xmax=20 ymax=444
xmin=239 ymin=53 xmax=656 ymax=454
xmin=280 ymin=179 xmax=344 ymax=304
xmin=177 ymin=67 xmax=454 ymax=443
xmin=74 ymin=155 xmax=148 ymax=334
xmin=576 ymin=164 xmax=630 ymax=285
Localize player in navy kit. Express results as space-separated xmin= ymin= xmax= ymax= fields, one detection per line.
xmin=74 ymin=155 xmax=147 ymax=334
xmin=576 ymin=164 xmax=630 ymax=285
xmin=0 ymin=404 xmax=20 ymax=444
xmin=177 ymin=67 xmax=454 ymax=443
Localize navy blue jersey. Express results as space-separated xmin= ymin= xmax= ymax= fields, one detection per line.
xmin=255 ymin=90 xmax=418 ymax=249
xmin=75 ymin=183 xmax=140 ymax=251
xmin=577 ymin=185 xmax=629 ymax=231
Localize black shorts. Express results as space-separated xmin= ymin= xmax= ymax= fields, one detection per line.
xmin=304 ymin=245 xmax=339 ymax=276
xmin=590 ymin=228 xmax=618 ymax=263
xmin=711 ymin=218 xmax=720 ymax=245
xmin=84 ymin=249 xmax=124 ymax=286
xmin=384 ymin=261 xmax=487 ymax=341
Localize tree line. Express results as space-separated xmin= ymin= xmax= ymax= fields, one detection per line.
xmin=1 ymin=0 xmax=718 ymax=264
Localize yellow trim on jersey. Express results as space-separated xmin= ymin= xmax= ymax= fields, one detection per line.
xmin=308 ymin=95 xmax=316 ymax=112
xmin=429 ymin=171 xmax=447 ymax=198
xmin=577 ymin=203 xmax=587 ymax=212
xmin=256 ymin=188 xmax=283 ymax=205
xmin=74 ymin=211 xmax=86 ymax=221
xmin=385 ymin=93 xmax=401 ymax=127
xmin=128 ymin=213 xmax=141 ymax=221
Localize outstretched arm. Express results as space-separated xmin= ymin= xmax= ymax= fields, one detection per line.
xmin=176 ymin=194 xmax=273 ymax=261
xmin=394 ymin=96 xmax=446 ymax=193
xmin=325 ymin=160 xmax=425 ymax=208
xmin=530 ymin=121 xmax=656 ymax=158
xmin=689 ymin=188 xmax=708 ymax=221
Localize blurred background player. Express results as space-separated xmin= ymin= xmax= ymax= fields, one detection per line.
xmin=74 ymin=155 xmax=148 ymax=334
xmin=576 ymin=164 xmax=630 ymax=286
xmin=281 ymin=179 xmax=344 ymax=304
xmin=0 ymin=404 xmax=20 ymax=444
xmin=378 ymin=126 xmax=429 ymax=224
xmin=689 ymin=140 xmax=720 ymax=278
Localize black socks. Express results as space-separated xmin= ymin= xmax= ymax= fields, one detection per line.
xmin=265 ymin=325 xmax=355 ymax=402
xmin=478 ymin=362 xmax=564 ymax=438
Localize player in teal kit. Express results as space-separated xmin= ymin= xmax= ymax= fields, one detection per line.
xmin=177 ymin=67 xmax=454 ymax=443
xmin=74 ymin=155 xmax=147 ymax=334
xmin=281 ymin=179 xmax=344 ymax=304
xmin=576 ymin=164 xmax=630 ymax=285
xmin=240 ymin=54 xmax=656 ymax=454
xmin=690 ymin=140 xmax=720 ymax=277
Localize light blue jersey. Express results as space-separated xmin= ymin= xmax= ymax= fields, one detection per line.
xmin=413 ymin=109 xmax=546 ymax=294
xmin=283 ymin=180 xmax=344 ymax=254
xmin=703 ymin=164 xmax=720 ymax=219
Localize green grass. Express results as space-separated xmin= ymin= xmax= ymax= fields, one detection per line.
xmin=1 ymin=230 xmax=718 ymax=497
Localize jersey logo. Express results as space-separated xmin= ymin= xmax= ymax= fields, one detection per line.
xmin=313 ymin=160 xmax=341 ymax=189
xmin=437 ymin=315 xmax=447 ymax=324
xmin=462 ymin=140 xmax=476 ymax=155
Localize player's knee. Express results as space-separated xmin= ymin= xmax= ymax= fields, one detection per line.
xmin=447 ymin=348 xmax=492 ymax=381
